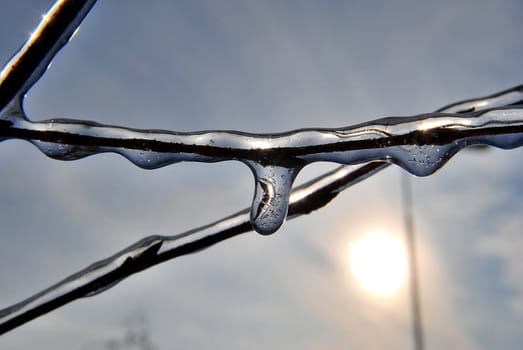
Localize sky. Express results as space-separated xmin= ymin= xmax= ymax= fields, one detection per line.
xmin=0 ymin=0 xmax=522 ymax=349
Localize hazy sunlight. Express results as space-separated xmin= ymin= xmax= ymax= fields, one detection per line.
xmin=349 ymin=233 xmax=408 ymax=297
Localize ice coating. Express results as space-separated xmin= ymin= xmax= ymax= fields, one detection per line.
xmin=0 ymin=161 xmax=387 ymax=334
xmin=0 ymin=0 xmax=97 ymax=112
xmin=1 ymin=103 xmax=523 ymax=234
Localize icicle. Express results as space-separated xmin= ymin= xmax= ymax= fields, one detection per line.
xmin=245 ymin=162 xmax=300 ymax=235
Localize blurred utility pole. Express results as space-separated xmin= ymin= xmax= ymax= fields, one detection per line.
xmin=402 ymin=173 xmax=425 ymax=350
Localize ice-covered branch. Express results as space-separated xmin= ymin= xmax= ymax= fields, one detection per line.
xmin=0 ymin=0 xmax=96 ymax=112
xmin=0 ymin=161 xmax=386 ymax=335
xmin=0 ymin=84 xmax=520 ymax=335
xmin=1 ymin=0 xmax=522 ymax=235
xmin=1 ymin=92 xmax=522 ymax=234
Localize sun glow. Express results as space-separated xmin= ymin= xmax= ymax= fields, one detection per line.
xmin=349 ymin=233 xmax=408 ymax=297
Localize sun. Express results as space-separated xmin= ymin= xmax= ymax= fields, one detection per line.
xmin=349 ymin=233 xmax=408 ymax=297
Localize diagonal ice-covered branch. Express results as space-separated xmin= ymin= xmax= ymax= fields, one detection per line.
xmin=0 ymin=161 xmax=386 ymax=335
xmin=0 ymin=0 xmax=96 ymax=113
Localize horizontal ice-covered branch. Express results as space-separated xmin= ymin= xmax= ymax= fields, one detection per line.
xmin=1 ymin=0 xmax=522 ymax=235
xmin=1 ymin=91 xmax=523 ymax=234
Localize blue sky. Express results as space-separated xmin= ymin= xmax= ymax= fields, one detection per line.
xmin=0 ymin=0 xmax=522 ymax=349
